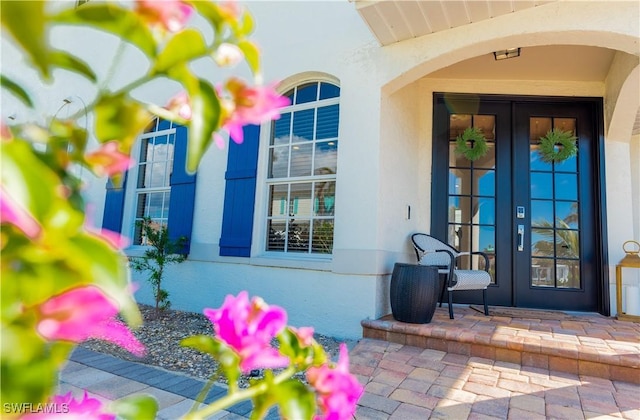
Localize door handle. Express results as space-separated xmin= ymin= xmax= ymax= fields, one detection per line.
xmin=517 ymin=225 xmax=524 ymax=251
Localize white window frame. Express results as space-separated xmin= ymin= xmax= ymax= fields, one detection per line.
xmin=122 ymin=120 xmax=177 ymax=249
xmin=257 ymin=79 xmax=340 ymax=258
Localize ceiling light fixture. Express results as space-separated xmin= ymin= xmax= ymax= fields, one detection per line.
xmin=493 ymin=47 xmax=521 ymax=61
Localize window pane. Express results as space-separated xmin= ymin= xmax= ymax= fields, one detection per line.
xmin=556 ymin=201 xmax=579 ymax=229
xmin=293 ymin=109 xmax=314 ymax=141
xmin=269 ymin=146 xmax=289 ymax=178
xmin=531 ymin=172 xmax=553 ymax=199
xmin=449 ymin=169 xmax=470 ymax=195
xmin=295 ymin=83 xmax=318 ymax=104
xmin=557 ymin=259 xmax=580 ymax=289
xmin=555 ymin=173 xmax=577 ymax=200
xmin=289 ymin=183 xmax=312 ymax=216
xmin=319 ymin=82 xmax=340 ymax=100
xmin=140 ymin=138 xmax=151 ymax=162
xmin=530 ymin=143 xmax=553 ymax=172
xmin=136 ymin=194 xmax=148 ymax=218
xmin=150 ymin=162 xmax=166 ymax=187
xmin=314 ymin=181 xmax=335 ymax=216
xmin=267 ymin=220 xmax=286 ymax=251
xmin=556 ymin=230 xmax=579 ymax=258
xmin=476 ymin=169 xmax=495 ymax=196
xmin=148 ymin=193 xmax=164 ymax=218
xmin=448 ymin=196 xmax=469 ymax=224
xmin=314 ymin=141 xmax=337 ymax=175
xmin=316 ymin=105 xmax=339 ymax=139
xmin=312 ymin=220 xmax=334 ymax=253
xmin=531 ymin=200 xmax=554 ymax=227
xmin=450 ymin=114 xmax=471 ymax=139
xmin=532 ymin=228 xmax=555 ymax=257
xmin=530 ymin=117 xmax=552 ymax=142
xmin=268 ymin=184 xmax=288 ymax=217
xmin=153 ymin=135 xmax=169 ymax=161
xmin=290 ymin=144 xmax=312 ymax=177
xmin=474 ymin=115 xmax=495 ymax=141
xmin=158 ymin=119 xmax=171 ymax=130
xmin=287 ymin=219 xmax=309 ymax=252
xmin=137 ymin=163 xmax=148 ymax=188
xmin=272 ymin=113 xmax=291 ymax=145
xmin=477 ymin=198 xmax=495 ymax=225
xmin=532 ymin=258 xmax=554 ymax=287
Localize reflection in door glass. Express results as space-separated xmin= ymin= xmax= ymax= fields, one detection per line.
xmin=448 ymin=114 xmax=497 ymax=283
xmin=529 ymin=117 xmax=580 ymax=289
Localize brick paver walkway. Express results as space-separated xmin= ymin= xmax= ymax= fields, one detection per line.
xmin=351 ymin=338 xmax=640 ymax=420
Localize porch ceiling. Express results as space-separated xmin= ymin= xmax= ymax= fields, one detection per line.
xmin=353 ymin=0 xmax=554 ymax=47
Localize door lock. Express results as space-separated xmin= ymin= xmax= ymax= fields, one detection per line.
xmin=516 ymin=206 xmax=525 ymax=219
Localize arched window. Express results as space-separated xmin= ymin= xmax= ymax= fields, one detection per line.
xmin=265 ymin=81 xmax=340 ymax=254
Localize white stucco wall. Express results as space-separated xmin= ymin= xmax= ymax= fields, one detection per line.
xmin=2 ymin=0 xmax=639 ymax=336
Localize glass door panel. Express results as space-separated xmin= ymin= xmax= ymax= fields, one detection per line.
xmin=447 ymin=114 xmax=496 ymax=280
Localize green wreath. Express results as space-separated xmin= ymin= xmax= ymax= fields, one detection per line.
xmin=454 ymin=127 xmax=488 ymax=161
xmin=538 ymin=128 xmax=578 ymax=163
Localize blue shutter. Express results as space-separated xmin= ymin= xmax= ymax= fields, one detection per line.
xmin=167 ymin=124 xmax=196 ymax=254
xmin=219 ymin=125 xmax=260 ymax=257
xmin=102 ymin=174 xmax=127 ymax=233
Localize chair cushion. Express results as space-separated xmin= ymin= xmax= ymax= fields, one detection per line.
xmin=448 ymin=270 xmax=491 ymax=291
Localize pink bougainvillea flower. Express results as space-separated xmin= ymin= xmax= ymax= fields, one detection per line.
xmin=217 ymin=0 xmax=242 ymax=21
xmin=307 ymin=343 xmax=364 ymax=420
xmin=166 ymin=91 xmax=192 ymax=120
xmin=36 ymin=286 xmax=145 ymax=357
xmin=219 ymin=78 xmax=290 ymax=144
xmin=0 ymin=185 xmax=41 ymax=238
xmin=204 ymin=291 xmax=289 ymax=373
xmin=135 ymin=0 xmax=193 ymax=33
xmin=22 ymin=391 xmax=115 ymax=420
xmin=213 ymin=43 xmax=244 ymax=68
xmin=291 ymin=326 xmax=315 ymax=347
xmin=85 ymin=141 xmax=133 ymax=177
xmin=1 ymin=122 xmax=12 ymax=141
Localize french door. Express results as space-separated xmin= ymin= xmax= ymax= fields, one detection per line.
xmin=432 ymin=94 xmax=606 ymax=312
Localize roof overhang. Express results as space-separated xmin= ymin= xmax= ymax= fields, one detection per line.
xmin=353 ymin=0 xmax=554 ymax=46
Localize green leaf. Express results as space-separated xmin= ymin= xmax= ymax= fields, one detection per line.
xmin=189 ymin=1 xmax=224 ymax=34
xmin=181 ymin=335 xmax=221 ymax=356
xmin=109 ymin=394 xmax=158 ymax=420
xmin=239 ymin=10 xmax=255 ymax=36
xmin=237 ymin=40 xmax=260 ymax=75
xmin=49 ymin=50 xmax=97 ymax=82
xmin=0 ymin=74 xmax=34 ymax=107
xmin=52 ymin=3 xmax=156 ymax=58
xmin=1 ymin=1 xmax=50 ymax=78
xmin=186 ymin=79 xmax=221 ymax=173
xmin=154 ymin=29 xmax=208 ymax=74
xmin=274 ymin=380 xmax=316 ymax=420
xmin=94 ymin=93 xmax=151 ymax=152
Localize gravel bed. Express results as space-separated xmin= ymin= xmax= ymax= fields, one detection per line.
xmin=81 ymin=304 xmax=355 ymax=387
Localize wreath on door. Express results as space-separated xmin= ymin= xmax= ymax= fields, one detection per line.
xmin=454 ymin=127 xmax=488 ymax=161
xmin=538 ymin=128 xmax=578 ymax=163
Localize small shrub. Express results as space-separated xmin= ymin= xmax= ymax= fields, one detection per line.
xmin=129 ymin=217 xmax=187 ymax=314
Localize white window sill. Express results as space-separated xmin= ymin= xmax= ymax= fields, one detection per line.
xmin=250 ymin=253 xmax=333 ymax=271
xmin=123 ymin=246 xmax=152 ymax=258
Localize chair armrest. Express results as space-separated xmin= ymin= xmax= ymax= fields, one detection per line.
xmin=457 ymin=251 xmax=490 ymax=272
